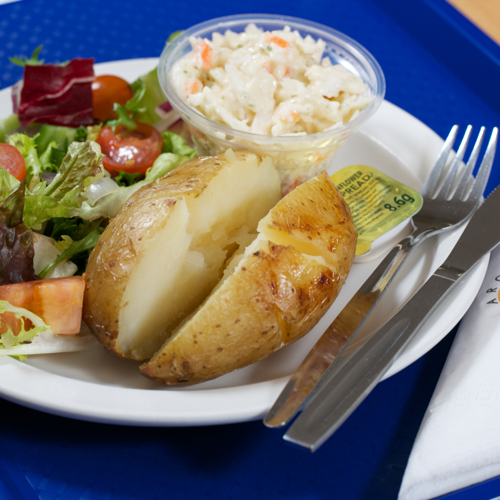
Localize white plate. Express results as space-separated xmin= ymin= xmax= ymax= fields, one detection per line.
xmin=0 ymin=58 xmax=488 ymax=426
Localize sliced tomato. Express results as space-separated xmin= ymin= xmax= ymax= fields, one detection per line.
xmin=96 ymin=122 xmax=163 ymax=175
xmin=92 ymin=75 xmax=134 ymax=122
xmin=0 ymin=282 xmax=34 ymax=308
xmin=31 ymin=278 xmax=85 ymax=335
xmin=0 ymin=143 xmax=26 ymax=181
xmin=0 ymin=276 xmax=85 ymax=335
xmin=0 ymin=311 xmax=27 ymax=337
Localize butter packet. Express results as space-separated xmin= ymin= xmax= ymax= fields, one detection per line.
xmin=331 ymin=165 xmax=422 ymax=261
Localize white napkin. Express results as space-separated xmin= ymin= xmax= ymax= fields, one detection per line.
xmin=399 ymin=244 xmax=500 ymax=500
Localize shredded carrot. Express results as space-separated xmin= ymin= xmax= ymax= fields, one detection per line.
xmin=265 ymin=34 xmax=289 ymax=48
xmin=186 ymin=80 xmax=201 ymax=95
xmin=197 ymin=41 xmax=212 ymax=70
xmin=283 ymin=177 xmax=300 ymax=195
xmin=284 ymin=66 xmax=290 ymax=76
xmin=262 ymin=63 xmax=273 ymax=74
xmin=283 ymin=110 xmax=301 ymax=123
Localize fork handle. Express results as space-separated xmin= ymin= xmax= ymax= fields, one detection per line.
xmin=264 ymin=229 xmax=428 ymax=428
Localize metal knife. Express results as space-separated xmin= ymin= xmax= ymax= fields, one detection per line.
xmin=284 ymin=183 xmax=500 ymax=452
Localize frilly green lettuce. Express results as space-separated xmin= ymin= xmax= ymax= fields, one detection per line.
xmin=23 ymin=140 xmax=105 ymax=227
xmin=0 ymin=300 xmax=49 ymax=350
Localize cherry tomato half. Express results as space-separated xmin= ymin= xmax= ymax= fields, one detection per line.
xmin=0 ymin=143 xmax=26 ymax=181
xmin=96 ymin=122 xmax=163 ymax=175
xmin=92 ymin=75 xmax=134 ymax=122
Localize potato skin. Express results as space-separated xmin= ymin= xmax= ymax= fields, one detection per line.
xmin=263 ymin=171 xmax=356 ymax=271
xmin=83 ymin=153 xmax=259 ymax=358
xmin=140 ymin=172 xmax=357 ymax=385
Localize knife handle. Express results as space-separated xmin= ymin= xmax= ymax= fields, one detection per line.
xmin=264 ymin=232 xmax=420 ymax=428
xmin=283 ymin=269 xmax=461 ymax=452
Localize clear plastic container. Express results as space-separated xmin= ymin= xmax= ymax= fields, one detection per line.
xmin=158 ymin=14 xmax=385 ymax=194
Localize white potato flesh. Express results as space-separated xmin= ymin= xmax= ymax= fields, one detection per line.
xmin=118 ymin=198 xmax=196 ymax=359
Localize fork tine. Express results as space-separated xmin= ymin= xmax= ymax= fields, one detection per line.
xmin=421 ymin=125 xmax=459 ymax=197
xmin=439 ymin=125 xmax=472 ymax=199
xmin=454 ymin=127 xmax=485 ymax=199
xmin=467 ymin=127 xmax=498 ymax=203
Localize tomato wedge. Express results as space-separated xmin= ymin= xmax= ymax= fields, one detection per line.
xmin=96 ymin=122 xmax=163 ymax=175
xmin=0 ymin=276 xmax=85 ymax=335
xmin=92 ymin=75 xmax=134 ymax=122
xmin=0 ymin=143 xmax=26 ymax=181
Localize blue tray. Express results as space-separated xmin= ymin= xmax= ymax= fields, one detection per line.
xmin=0 ymin=0 xmax=499 ymax=498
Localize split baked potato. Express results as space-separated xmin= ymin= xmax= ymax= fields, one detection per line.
xmin=83 ymin=150 xmax=357 ymax=385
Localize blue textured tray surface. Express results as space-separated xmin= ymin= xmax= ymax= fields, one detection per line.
xmin=1 ymin=0 xmax=500 ymax=499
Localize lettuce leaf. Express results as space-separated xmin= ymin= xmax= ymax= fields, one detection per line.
xmin=8 ymin=45 xmax=45 ymax=67
xmin=23 ymin=140 xmax=105 ymax=227
xmin=114 ymin=171 xmax=142 ymax=187
xmin=35 ymin=123 xmax=79 ymax=154
xmin=0 ymin=114 xmax=20 ymax=143
xmin=133 ymin=67 xmax=167 ymax=126
xmin=0 ymin=178 xmax=38 ymax=285
xmin=162 ymin=131 xmax=196 ymax=158
xmin=107 ymin=79 xmax=147 ymax=131
xmin=38 ymin=227 xmax=102 ymax=278
xmin=0 ymin=168 xmax=20 ymax=201
xmin=0 ymin=301 xmax=48 ymax=350
xmin=7 ymin=133 xmax=45 ymax=183
xmin=145 ymin=153 xmax=187 ymax=181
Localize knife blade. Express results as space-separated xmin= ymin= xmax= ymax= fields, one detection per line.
xmin=284 ymin=183 xmax=500 ymax=452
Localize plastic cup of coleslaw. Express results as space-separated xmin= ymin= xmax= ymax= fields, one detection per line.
xmin=158 ymin=14 xmax=385 ymax=194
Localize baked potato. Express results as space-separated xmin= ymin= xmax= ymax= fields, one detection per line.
xmin=83 ymin=150 xmax=282 ymax=361
xmin=83 ymin=150 xmax=357 ymax=385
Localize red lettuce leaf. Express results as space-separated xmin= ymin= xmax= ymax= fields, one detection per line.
xmin=17 ymin=58 xmax=95 ymax=128
xmin=0 ymin=180 xmax=38 ymax=285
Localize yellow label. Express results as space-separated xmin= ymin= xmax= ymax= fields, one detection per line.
xmin=331 ymin=165 xmax=422 ymax=256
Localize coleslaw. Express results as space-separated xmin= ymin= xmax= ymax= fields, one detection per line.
xmin=170 ymin=24 xmax=370 ymax=136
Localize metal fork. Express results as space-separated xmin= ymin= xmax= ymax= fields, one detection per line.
xmin=264 ymin=125 xmax=498 ymax=428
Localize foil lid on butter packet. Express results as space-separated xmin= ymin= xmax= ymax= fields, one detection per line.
xmin=330 ymin=165 xmax=422 ymax=262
